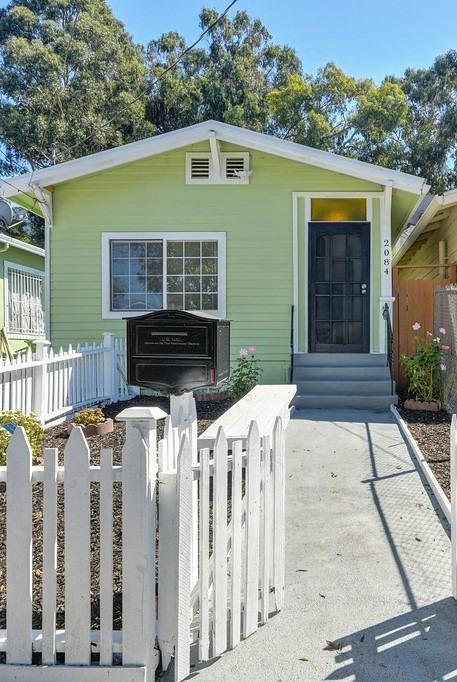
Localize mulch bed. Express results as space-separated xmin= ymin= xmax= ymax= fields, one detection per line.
xmin=0 ymin=395 xmax=232 ymax=633
xmin=398 ymin=407 xmax=451 ymax=500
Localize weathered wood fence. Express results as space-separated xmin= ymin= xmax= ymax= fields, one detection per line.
xmin=0 ymin=396 xmax=288 ymax=681
xmin=0 ymin=333 xmax=136 ymax=423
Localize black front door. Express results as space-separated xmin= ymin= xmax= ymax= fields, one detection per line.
xmin=309 ymin=222 xmax=370 ymax=353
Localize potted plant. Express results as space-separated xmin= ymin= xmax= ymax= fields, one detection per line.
xmin=401 ymin=323 xmax=449 ymax=411
xmin=68 ymin=407 xmax=113 ymax=437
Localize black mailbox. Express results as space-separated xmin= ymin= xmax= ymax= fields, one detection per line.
xmin=126 ymin=309 xmax=230 ymax=394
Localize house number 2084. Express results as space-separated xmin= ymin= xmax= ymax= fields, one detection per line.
xmin=383 ymin=239 xmax=391 ymax=275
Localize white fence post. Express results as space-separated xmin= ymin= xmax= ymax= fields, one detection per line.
xmin=6 ymin=428 xmax=33 ymax=664
xmin=451 ymin=413 xmax=457 ymax=600
xmin=103 ymin=332 xmax=116 ymax=402
xmin=32 ymin=339 xmax=50 ymax=423
xmin=116 ymin=405 xmax=167 ymax=681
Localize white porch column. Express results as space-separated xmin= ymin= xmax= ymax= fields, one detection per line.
xmin=379 ymin=184 xmax=395 ymax=353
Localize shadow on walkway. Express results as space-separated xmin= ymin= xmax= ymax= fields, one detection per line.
xmin=325 ymin=597 xmax=457 ymax=681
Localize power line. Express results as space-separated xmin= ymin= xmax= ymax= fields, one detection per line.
xmin=55 ymin=0 xmax=238 ymax=161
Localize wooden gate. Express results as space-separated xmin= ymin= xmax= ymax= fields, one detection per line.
xmin=393 ymin=265 xmax=457 ymax=390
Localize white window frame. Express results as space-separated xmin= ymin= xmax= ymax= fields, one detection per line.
xmin=101 ymin=231 xmax=227 ymax=319
xmin=185 ymin=152 xmax=250 ymax=185
xmin=4 ymin=260 xmax=45 ymax=339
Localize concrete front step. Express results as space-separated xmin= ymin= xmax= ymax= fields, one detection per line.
xmin=293 ymin=353 xmax=388 ymax=367
xmin=293 ymin=365 xmax=390 ymax=381
xmin=295 ymin=379 xmax=394 ymax=396
xmin=294 ymin=394 xmax=398 ymax=410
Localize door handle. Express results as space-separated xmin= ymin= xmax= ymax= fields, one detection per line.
xmin=361 ymin=283 xmax=367 ymax=294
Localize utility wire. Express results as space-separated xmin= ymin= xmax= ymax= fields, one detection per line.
xmin=54 ymin=0 xmax=238 ymax=162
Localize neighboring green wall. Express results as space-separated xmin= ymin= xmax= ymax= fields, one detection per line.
xmin=400 ymin=204 xmax=457 ymax=280
xmin=49 ymin=142 xmax=394 ymax=382
xmin=0 ymin=245 xmax=45 ymax=352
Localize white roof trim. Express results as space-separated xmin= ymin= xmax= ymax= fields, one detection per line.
xmin=0 ymin=233 xmax=44 ymax=257
xmin=393 ymin=187 xmax=457 ymax=264
xmin=0 ymin=120 xmax=429 ymax=199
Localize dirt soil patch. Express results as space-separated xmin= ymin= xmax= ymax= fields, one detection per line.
xmin=0 ymin=395 xmax=232 ymax=632
xmin=398 ymin=407 xmax=451 ymax=500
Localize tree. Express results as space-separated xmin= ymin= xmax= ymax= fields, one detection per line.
xmin=266 ymin=63 xmax=409 ymax=165
xmin=0 ymin=0 xmax=153 ymax=174
xmin=146 ymin=9 xmax=301 ymax=133
xmin=390 ymin=51 xmax=457 ymax=193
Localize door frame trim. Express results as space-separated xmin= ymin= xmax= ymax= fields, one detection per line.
xmin=292 ymin=191 xmax=382 ymax=353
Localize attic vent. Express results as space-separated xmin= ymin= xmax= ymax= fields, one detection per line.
xmin=225 ymin=156 xmax=246 ymax=179
xmin=190 ymin=156 xmax=210 ymax=180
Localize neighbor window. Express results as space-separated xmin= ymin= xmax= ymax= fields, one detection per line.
xmin=6 ymin=263 xmax=45 ymax=337
xmin=105 ymin=233 xmax=225 ymax=318
xmin=311 ymin=198 xmax=367 ymax=222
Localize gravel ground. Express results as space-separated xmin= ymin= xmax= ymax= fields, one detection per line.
xmin=0 ymin=395 xmax=231 ymax=632
xmin=398 ymin=407 xmax=451 ymax=500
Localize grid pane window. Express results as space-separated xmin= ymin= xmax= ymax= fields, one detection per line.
xmin=166 ymin=240 xmax=218 ymax=311
xmin=111 ymin=240 xmax=163 ymax=311
xmin=110 ymin=238 xmax=218 ymax=312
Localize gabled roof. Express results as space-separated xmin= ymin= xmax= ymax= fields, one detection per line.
xmin=0 ymin=233 xmax=44 ymax=257
xmin=393 ymin=188 xmax=457 ymax=263
xmin=0 ymin=120 xmax=429 ymax=199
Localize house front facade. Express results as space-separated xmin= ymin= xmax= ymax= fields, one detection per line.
xmin=2 ymin=122 xmax=428 ymax=404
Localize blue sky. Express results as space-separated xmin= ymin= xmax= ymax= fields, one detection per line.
xmin=107 ymin=0 xmax=457 ymax=82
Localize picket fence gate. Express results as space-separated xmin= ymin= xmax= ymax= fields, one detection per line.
xmin=0 ymin=333 xmax=136 ymax=424
xmin=0 ymin=396 xmax=287 ymax=682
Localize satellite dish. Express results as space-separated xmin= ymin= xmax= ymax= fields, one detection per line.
xmin=0 ymin=199 xmax=13 ymax=229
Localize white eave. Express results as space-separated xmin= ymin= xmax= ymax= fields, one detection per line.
xmin=393 ymin=187 xmax=457 ymax=264
xmin=0 ymin=120 xmax=429 ymax=200
xmin=0 ymin=233 xmax=45 ymax=257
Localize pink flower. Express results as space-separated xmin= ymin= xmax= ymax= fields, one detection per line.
xmin=248 ymin=345 xmax=257 ymax=354
xmin=441 ymin=363 xmax=447 ymax=371
xmin=439 ymin=327 xmax=447 ymax=335
xmin=412 ymin=322 xmax=421 ymax=331
xmin=239 ymin=348 xmax=249 ymax=358
xmin=426 ymin=331 xmax=433 ymax=337
xmin=442 ymin=345 xmax=450 ymax=351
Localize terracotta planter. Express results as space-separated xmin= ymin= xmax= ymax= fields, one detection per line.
xmin=403 ymin=399 xmax=441 ymax=412
xmin=67 ymin=417 xmax=114 ymax=438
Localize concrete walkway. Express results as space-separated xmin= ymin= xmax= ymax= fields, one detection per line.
xmin=192 ymin=409 xmax=457 ymax=681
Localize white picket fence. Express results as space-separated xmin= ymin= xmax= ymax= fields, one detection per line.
xmin=0 ymin=395 xmax=288 ymax=681
xmin=0 ymin=333 xmax=136 ymax=424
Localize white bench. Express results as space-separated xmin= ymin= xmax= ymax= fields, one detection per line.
xmin=198 ymin=384 xmax=297 ymax=448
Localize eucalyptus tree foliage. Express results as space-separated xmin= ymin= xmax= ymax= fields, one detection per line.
xmin=267 ymin=64 xmax=409 ymax=163
xmin=146 ymin=9 xmax=301 ymax=133
xmin=390 ymin=50 xmax=457 ymax=193
xmin=0 ymin=0 xmax=152 ymax=175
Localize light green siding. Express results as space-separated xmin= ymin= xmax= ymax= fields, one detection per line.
xmin=0 ymin=245 xmax=44 ymax=352
xmin=49 ymin=142 xmax=404 ymax=382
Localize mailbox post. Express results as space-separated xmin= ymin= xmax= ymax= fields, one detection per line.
xmin=125 ymin=309 xmax=230 ymax=590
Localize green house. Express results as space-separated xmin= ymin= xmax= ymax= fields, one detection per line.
xmin=0 ymin=233 xmax=45 ymax=352
xmin=1 ymin=121 xmax=429 ymax=407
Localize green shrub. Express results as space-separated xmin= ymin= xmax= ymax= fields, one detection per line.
xmin=0 ymin=410 xmax=44 ymax=464
xmin=227 ymin=347 xmax=262 ymax=402
xmin=71 ymin=407 xmax=106 ymax=427
xmin=401 ymin=322 xmax=448 ymax=402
